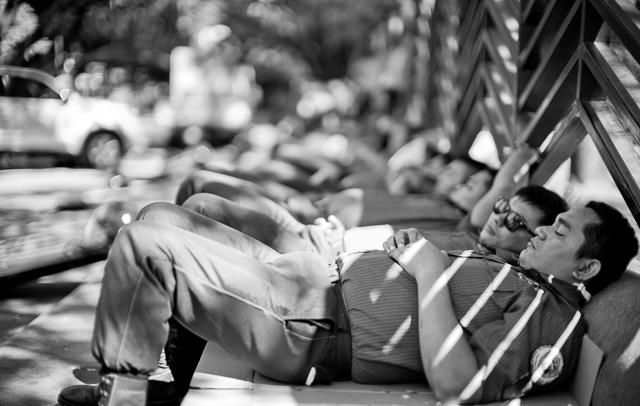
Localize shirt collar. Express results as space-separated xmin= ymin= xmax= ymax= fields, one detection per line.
xmin=521 ymin=269 xmax=583 ymax=308
xmin=474 ymin=243 xmax=522 ymax=265
xmin=475 ymin=243 xmax=495 ymax=255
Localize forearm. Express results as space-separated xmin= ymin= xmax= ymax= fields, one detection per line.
xmin=413 ymin=268 xmax=482 ymax=403
xmin=386 ymin=238 xmax=484 ymax=402
xmin=470 ymin=146 xmax=537 ymax=226
xmin=469 ymin=185 xmax=515 ymax=227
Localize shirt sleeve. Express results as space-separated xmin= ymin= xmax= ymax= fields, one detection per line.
xmin=466 ymin=288 xmax=586 ymax=402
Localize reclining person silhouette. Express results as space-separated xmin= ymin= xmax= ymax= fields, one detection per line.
xmin=58 ymin=185 xmax=638 ymax=405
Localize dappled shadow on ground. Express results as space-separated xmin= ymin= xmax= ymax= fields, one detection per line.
xmin=0 ymin=263 xmax=103 ymax=406
xmin=0 ymin=281 xmax=82 ymax=344
xmin=0 ymin=263 xmax=98 ymax=344
xmin=73 ymin=365 xmax=101 ymax=384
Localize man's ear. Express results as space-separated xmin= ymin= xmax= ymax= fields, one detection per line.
xmin=573 ymin=259 xmax=601 ymax=281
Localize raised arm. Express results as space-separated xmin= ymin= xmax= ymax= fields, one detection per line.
xmin=383 ymin=236 xmax=482 ymax=403
xmin=469 ymin=145 xmax=539 ymax=228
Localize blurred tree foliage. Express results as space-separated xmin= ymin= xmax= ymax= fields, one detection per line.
xmin=1 ymin=0 xmax=398 ymax=82
xmin=0 ymin=0 xmax=182 ymax=70
xmin=0 ymin=0 xmax=39 ymax=64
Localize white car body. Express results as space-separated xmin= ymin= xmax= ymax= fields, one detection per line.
xmin=0 ymin=66 xmax=146 ymax=169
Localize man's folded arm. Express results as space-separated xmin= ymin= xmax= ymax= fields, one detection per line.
xmin=387 ymin=239 xmax=483 ymax=403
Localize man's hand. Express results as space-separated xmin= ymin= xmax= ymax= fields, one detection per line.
xmin=496 ymin=145 xmax=539 ymax=186
xmin=383 ymin=229 xmax=450 ymax=278
xmin=314 ymin=215 xmax=346 ymax=254
xmin=382 ymin=227 xmax=423 ymax=251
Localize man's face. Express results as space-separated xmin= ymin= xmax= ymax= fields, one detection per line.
xmin=433 ymin=159 xmax=477 ymax=195
xmin=518 ymin=207 xmax=600 ymax=282
xmin=479 ymin=196 xmax=543 ymax=253
xmin=420 ymin=155 xmax=449 ymax=179
xmin=448 ymin=170 xmax=493 ymax=212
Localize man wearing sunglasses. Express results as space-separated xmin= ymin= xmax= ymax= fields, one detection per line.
xmin=390 ymin=185 xmax=567 ymax=267
xmin=493 ymin=196 xmax=536 ymax=235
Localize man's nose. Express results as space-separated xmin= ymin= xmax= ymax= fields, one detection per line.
xmin=535 ymin=226 xmax=547 ymax=238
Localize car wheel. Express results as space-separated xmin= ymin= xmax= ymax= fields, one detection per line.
xmin=82 ymin=132 xmax=123 ymax=170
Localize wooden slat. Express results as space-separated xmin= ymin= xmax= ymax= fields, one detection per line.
xmin=459 ymin=1 xmax=484 ymax=51
xmin=485 ymin=28 xmax=518 ymax=85
xmin=518 ymin=0 xmax=559 ymax=66
xmin=483 ymin=64 xmax=515 ymax=137
xmin=458 ymin=61 xmax=484 ymax=129
xmin=518 ymin=0 xmax=582 ymax=111
xmin=521 ymin=0 xmax=538 ymax=24
xmin=459 ymin=0 xmax=478 ymax=26
xmin=589 ymin=0 xmax=640 ymax=66
xmin=518 ymin=51 xmax=580 ymax=147
xmin=486 ymin=61 xmax=515 ymax=104
xmin=458 ymin=31 xmax=485 ymax=98
xmin=434 ymin=37 xmax=457 ymax=74
xmin=455 ymin=104 xmax=485 ymax=156
xmin=479 ymin=96 xmax=514 ymax=150
xmin=485 ymin=0 xmax=520 ymax=57
xmin=529 ymin=107 xmax=587 ymax=185
xmin=579 ymin=100 xmax=640 ymax=223
xmin=583 ymin=42 xmax=640 ymax=144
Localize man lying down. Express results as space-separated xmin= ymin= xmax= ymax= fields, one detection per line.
xmin=57 ymin=196 xmax=638 ymax=405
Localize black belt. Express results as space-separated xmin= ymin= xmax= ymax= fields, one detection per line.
xmin=331 ymin=280 xmax=352 ymax=381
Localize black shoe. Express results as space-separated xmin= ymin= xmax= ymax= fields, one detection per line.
xmin=57 ymin=384 xmax=100 ymax=406
xmin=58 ymin=379 xmax=179 ymax=406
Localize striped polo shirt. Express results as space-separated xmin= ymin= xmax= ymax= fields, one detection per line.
xmin=338 ymin=249 xmax=585 ymax=403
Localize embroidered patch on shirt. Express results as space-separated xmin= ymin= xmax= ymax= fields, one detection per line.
xmin=530 ymin=345 xmax=564 ymax=385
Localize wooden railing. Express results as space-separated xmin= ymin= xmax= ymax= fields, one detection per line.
xmin=423 ymin=0 xmax=640 ymax=232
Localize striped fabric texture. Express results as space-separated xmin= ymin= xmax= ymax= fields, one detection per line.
xmin=338 ymin=249 xmax=585 ymax=402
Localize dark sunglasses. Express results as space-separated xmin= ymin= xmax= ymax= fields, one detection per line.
xmin=493 ymin=196 xmax=536 ymax=236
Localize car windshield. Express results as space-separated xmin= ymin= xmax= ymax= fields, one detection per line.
xmin=0 ymin=76 xmax=60 ymax=99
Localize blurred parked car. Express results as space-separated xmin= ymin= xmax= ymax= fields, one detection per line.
xmin=0 ymin=66 xmax=146 ymax=170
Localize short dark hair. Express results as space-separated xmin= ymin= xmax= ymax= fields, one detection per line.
xmin=515 ymin=185 xmax=569 ymax=226
xmin=578 ymin=201 xmax=639 ymax=295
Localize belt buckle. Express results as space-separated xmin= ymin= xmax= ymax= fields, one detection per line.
xmin=326 ymin=262 xmax=339 ymax=284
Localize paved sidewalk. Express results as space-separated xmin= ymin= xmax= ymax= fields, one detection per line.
xmin=0 ymin=262 xmax=104 ymax=406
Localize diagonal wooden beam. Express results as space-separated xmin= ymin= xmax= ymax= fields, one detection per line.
xmin=518 ymin=50 xmax=580 ymax=147
xmin=455 ymin=104 xmax=485 ymax=157
xmin=518 ymin=0 xmax=582 ymax=111
xmin=529 ymin=105 xmax=587 ymax=185
xmin=459 ymin=63 xmax=484 ymax=130
xmin=589 ymin=0 xmax=640 ymax=64
xmin=582 ymin=42 xmax=640 ymax=145
xmin=485 ymin=0 xmax=520 ymax=57
xmin=483 ymin=63 xmax=515 ymax=138
xmin=578 ymin=100 xmax=640 ymax=224
xmin=520 ymin=0 xmax=558 ymax=66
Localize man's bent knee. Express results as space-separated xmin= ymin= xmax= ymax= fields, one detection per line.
xmin=183 ymin=193 xmax=223 ymax=212
xmin=109 ymin=221 xmax=179 ymax=266
xmin=135 ymin=202 xmax=179 ymax=222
